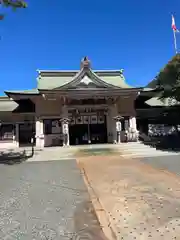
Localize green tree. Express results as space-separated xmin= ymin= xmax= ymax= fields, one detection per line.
xmin=156 ymin=54 xmax=180 ymax=102
xmin=155 ymin=54 xmax=180 ymax=134
xmin=0 ymin=0 xmax=27 ymax=20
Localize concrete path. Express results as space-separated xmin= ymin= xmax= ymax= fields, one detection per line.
xmin=78 ymin=155 xmax=180 ymax=240
xmin=0 ymin=159 xmax=108 ymax=240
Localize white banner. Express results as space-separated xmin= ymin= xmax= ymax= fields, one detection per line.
xmin=116 ymin=122 xmax=121 ymax=132
xmin=62 ymin=123 xmax=68 ymax=134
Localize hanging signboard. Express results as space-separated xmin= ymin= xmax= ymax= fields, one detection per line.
xmin=116 ymin=121 xmax=121 ymax=132
xmin=83 ymin=116 xmax=89 ymax=124
xmin=70 ymin=117 xmax=75 ymax=125
xmin=76 ymin=116 xmax=83 ymax=124
xmin=91 ymin=115 xmax=97 ymax=124
xmin=62 ymin=123 xmax=68 ymax=134
xmin=98 ymin=115 xmax=104 ymax=124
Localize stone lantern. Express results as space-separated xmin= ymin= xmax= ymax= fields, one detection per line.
xmin=113 ymin=115 xmax=124 ymax=144
xmin=59 ymin=117 xmax=71 ymax=146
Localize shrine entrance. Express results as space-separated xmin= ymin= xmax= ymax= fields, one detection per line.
xmin=19 ymin=122 xmax=35 ymax=146
xmin=69 ymin=111 xmax=107 ymax=145
xmin=89 ymin=122 xmax=107 ymax=144
xmin=69 ymin=124 xmax=88 ymax=145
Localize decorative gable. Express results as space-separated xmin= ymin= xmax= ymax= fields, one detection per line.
xmin=58 ymin=57 xmax=119 ymax=90
xmin=80 ymin=76 xmax=92 ymax=85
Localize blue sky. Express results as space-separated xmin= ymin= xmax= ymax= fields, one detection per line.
xmin=0 ymin=0 xmax=180 ymax=94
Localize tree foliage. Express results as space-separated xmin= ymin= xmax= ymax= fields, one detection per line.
xmin=156 ymin=54 xmax=180 ymax=102
xmin=1 ymin=0 xmax=27 ymax=8
xmin=0 ymin=0 xmax=27 ymax=20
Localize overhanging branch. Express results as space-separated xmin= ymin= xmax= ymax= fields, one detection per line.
xmin=0 ymin=0 xmax=27 ymax=8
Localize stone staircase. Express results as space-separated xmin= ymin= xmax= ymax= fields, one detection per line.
xmin=4 ymin=142 xmax=178 ymax=162
xmin=27 ymin=146 xmax=77 ymax=162
xmin=115 ymin=142 xmax=180 ymax=158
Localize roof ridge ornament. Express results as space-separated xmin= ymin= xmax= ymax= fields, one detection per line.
xmin=80 ymin=56 xmax=91 ymax=69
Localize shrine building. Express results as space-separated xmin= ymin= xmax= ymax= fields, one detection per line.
xmin=0 ymin=57 xmax=142 ymax=148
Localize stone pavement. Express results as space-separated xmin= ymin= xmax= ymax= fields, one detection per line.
xmin=142 ymin=155 xmax=180 ymax=176
xmin=2 ymin=144 xmax=180 ymax=239
xmin=0 ymin=159 xmax=108 ymax=240
xmin=78 ymin=155 xmax=180 ymax=240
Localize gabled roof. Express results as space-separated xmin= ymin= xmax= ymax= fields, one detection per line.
xmin=4 ymin=57 xmax=138 ymax=98
xmin=37 ymin=70 xmax=132 ymax=90
xmin=56 ymin=67 xmax=121 ymax=90
xmin=37 ymin=57 xmax=132 ymax=90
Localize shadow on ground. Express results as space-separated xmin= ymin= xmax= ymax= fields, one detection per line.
xmin=73 ymin=200 xmax=108 ymax=240
xmin=139 ymin=133 xmax=180 ymax=152
xmin=0 ymin=147 xmax=34 ymax=165
xmin=76 ymin=148 xmax=119 ymax=157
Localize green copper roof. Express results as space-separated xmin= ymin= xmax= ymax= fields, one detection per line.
xmin=38 ymin=75 xmax=73 ymax=89
xmin=37 ymin=70 xmax=132 ymax=89
xmin=99 ymin=75 xmax=131 ymax=88
xmin=0 ymin=97 xmax=18 ymax=111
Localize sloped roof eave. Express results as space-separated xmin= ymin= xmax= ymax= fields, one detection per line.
xmin=4 ymin=90 xmax=40 ymax=98
xmin=38 ymin=87 xmax=142 ymax=94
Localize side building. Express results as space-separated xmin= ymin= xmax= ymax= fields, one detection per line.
xmin=0 ymin=57 xmax=141 ymax=148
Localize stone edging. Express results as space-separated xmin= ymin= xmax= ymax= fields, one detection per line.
xmin=76 ymin=159 xmax=117 ymax=240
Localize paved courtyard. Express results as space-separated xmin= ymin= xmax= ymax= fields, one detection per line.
xmin=142 ymin=155 xmax=180 ymax=176
xmin=0 ymin=160 xmax=107 ymax=240
xmin=79 ymin=155 xmax=180 ymax=240
xmin=1 ymin=145 xmax=180 ymax=240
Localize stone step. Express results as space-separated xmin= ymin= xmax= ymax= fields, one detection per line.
xmin=121 ymin=152 xmax=179 ymax=158
xmin=118 ymin=145 xmax=159 ymax=150
xmin=120 ymin=152 xmax=175 ymax=157
xmin=119 ymin=149 xmax=161 ymax=154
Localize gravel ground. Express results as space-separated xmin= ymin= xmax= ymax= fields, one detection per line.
xmin=141 ymin=155 xmax=180 ymax=175
xmin=0 ymin=160 xmax=107 ymax=240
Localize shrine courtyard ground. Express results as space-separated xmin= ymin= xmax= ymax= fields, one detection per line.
xmin=1 ymin=145 xmax=180 ymax=239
